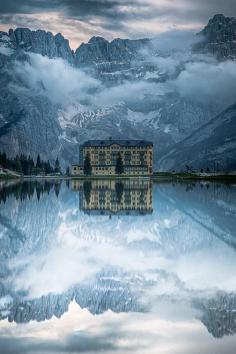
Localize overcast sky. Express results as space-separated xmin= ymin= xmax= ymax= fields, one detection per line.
xmin=0 ymin=0 xmax=236 ymax=48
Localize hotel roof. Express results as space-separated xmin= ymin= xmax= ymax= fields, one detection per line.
xmin=81 ymin=139 xmax=153 ymax=147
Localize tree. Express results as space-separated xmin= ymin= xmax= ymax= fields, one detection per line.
xmin=0 ymin=152 xmax=7 ymax=168
xmin=83 ymin=181 xmax=92 ymax=204
xmin=27 ymin=156 xmax=35 ymax=175
xmin=54 ymin=158 xmax=61 ymax=174
xmin=115 ymin=182 xmax=124 ymax=204
xmin=84 ymin=153 xmax=92 ymax=175
xmin=115 ymin=153 xmax=124 ymax=175
xmin=20 ymin=154 xmax=28 ymax=175
xmin=66 ymin=166 xmax=70 ymax=176
xmin=15 ymin=155 xmax=22 ymax=174
xmin=36 ymin=154 xmax=41 ymax=169
xmin=45 ymin=160 xmax=52 ymax=175
xmin=54 ymin=182 xmax=61 ymax=197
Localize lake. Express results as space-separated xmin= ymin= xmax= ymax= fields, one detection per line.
xmin=0 ymin=179 xmax=236 ymax=354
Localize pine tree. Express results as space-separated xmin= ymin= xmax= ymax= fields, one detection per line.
xmin=15 ymin=155 xmax=22 ymax=174
xmin=0 ymin=152 xmax=7 ymax=168
xmin=84 ymin=153 xmax=92 ymax=175
xmin=36 ymin=155 xmax=41 ymax=169
xmin=66 ymin=166 xmax=70 ymax=176
xmin=83 ymin=181 xmax=92 ymax=204
xmin=45 ymin=160 xmax=52 ymax=175
xmin=115 ymin=153 xmax=124 ymax=175
xmin=21 ymin=154 xmax=28 ymax=175
xmin=54 ymin=158 xmax=61 ymax=174
xmin=115 ymin=182 xmax=124 ymax=203
xmin=54 ymin=183 xmax=61 ymax=197
xmin=27 ymin=156 xmax=35 ymax=175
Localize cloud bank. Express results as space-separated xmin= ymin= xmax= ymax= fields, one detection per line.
xmin=13 ymin=53 xmax=100 ymax=105
xmin=12 ymin=41 xmax=236 ymax=113
xmin=172 ymin=60 xmax=236 ymax=107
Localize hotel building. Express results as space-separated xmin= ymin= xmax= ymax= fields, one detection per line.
xmin=72 ymin=139 xmax=153 ymax=176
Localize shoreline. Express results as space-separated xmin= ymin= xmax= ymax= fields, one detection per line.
xmin=1 ymin=172 xmax=236 ymax=183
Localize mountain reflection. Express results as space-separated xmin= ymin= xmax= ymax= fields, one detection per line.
xmin=0 ymin=179 xmax=236 ymax=351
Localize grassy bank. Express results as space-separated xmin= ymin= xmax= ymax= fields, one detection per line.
xmin=153 ymin=172 xmax=236 ymax=182
xmin=1 ymin=172 xmax=236 ymax=183
xmin=0 ymin=173 xmax=21 ymax=180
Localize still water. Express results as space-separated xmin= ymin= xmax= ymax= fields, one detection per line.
xmin=0 ymin=179 xmax=236 ymax=354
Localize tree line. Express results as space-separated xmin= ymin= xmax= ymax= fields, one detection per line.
xmin=0 ymin=180 xmax=64 ymax=203
xmin=0 ymin=152 xmax=63 ymax=176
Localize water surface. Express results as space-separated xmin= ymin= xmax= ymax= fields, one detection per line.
xmin=0 ymin=179 xmax=236 ymax=354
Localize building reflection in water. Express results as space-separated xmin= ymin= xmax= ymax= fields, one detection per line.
xmin=71 ymin=179 xmax=153 ymax=215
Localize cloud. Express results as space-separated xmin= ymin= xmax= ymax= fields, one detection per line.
xmin=6 ymin=182 xmax=236 ymax=301
xmin=171 ymin=59 xmax=236 ymax=107
xmin=11 ymin=37 xmax=236 ymax=114
xmin=0 ymin=331 xmax=118 ymax=354
xmin=148 ymin=30 xmax=200 ymax=54
xmin=92 ymin=80 xmax=167 ymax=107
xmin=0 ymin=1 xmax=236 ymax=47
xmin=13 ymin=53 xmax=100 ymax=106
xmin=0 ymin=43 xmax=14 ymax=56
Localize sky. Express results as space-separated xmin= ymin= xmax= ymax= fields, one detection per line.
xmin=0 ymin=0 xmax=236 ymax=49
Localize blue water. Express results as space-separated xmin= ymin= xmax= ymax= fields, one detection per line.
xmin=0 ymin=179 xmax=236 ymax=354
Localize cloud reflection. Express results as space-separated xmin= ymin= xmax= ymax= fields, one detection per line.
xmin=0 ymin=181 xmax=236 ymax=353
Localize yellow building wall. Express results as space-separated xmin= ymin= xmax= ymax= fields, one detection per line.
xmin=72 ymin=143 xmax=153 ymax=176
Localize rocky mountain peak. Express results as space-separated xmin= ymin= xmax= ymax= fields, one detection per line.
xmin=2 ymin=27 xmax=74 ymax=63
xmin=75 ymin=35 xmax=149 ymax=67
xmin=211 ymin=13 xmax=232 ymax=23
xmin=195 ymin=14 xmax=236 ymax=59
xmin=88 ymin=36 xmax=109 ymax=44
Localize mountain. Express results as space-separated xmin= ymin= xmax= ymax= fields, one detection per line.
xmin=1 ymin=181 xmax=236 ymax=334
xmin=159 ymin=102 xmax=236 ymax=172
xmin=75 ymin=36 xmax=149 ymax=67
xmin=194 ymin=14 xmax=236 ymax=60
xmin=0 ymin=272 xmax=141 ymax=323
xmin=0 ymin=28 xmax=149 ymax=67
xmin=1 ymin=28 xmax=74 ymax=63
xmin=0 ymin=15 xmax=235 ymax=169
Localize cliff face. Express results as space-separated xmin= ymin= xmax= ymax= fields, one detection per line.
xmin=158 ymin=102 xmax=236 ymax=171
xmin=195 ymin=14 xmax=236 ymax=60
xmin=7 ymin=28 xmax=74 ymax=63
xmin=1 ymin=29 xmax=149 ymax=68
xmin=0 ymin=15 xmax=235 ymax=169
xmin=75 ymin=36 xmax=150 ymax=69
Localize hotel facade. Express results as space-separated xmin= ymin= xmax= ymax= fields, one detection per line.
xmin=71 ymin=139 xmax=153 ymax=176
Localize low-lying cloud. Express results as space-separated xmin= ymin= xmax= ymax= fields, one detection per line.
xmin=11 ymin=36 xmax=236 ymax=114
xmin=172 ymin=60 xmax=236 ymax=107
xmin=13 ymin=53 xmax=100 ymax=106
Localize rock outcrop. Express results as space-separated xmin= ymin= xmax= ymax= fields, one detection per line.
xmin=7 ymin=28 xmax=74 ymax=63
xmin=195 ymin=14 xmax=236 ymax=60
xmin=158 ymin=102 xmax=236 ymax=171
xmin=0 ymin=15 xmax=235 ymax=170
xmin=75 ymin=36 xmax=149 ymax=67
